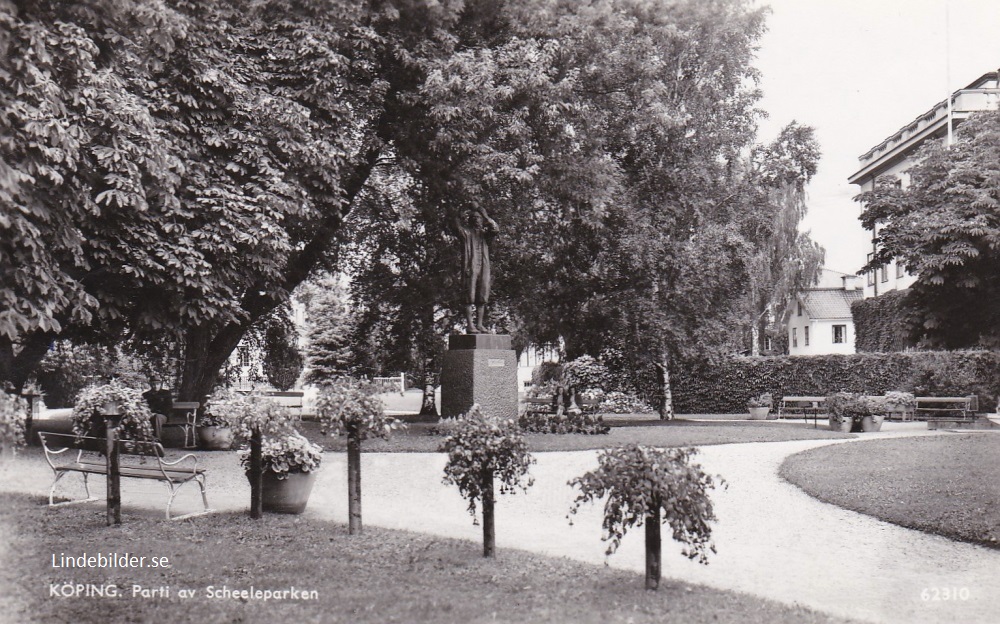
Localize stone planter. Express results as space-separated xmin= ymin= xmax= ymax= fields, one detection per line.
xmin=748 ymin=407 xmax=770 ymax=420
xmin=860 ymin=414 xmax=886 ymax=433
xmin=829 ymin=417 xmax=854 ymax=433
xmin=251 ymin=470 xmax=318 ymax=514
xmin=197 ymin=426 xmax=233 ymax=451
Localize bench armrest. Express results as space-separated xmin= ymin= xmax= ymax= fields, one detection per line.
xmin=160 ymin=453 xmax=200 ymax=473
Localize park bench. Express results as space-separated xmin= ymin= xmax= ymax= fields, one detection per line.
xmin=38 ymin=432 xmax=211 ymax=520
xmin=523 ymin=391 xmax=598 ymax=417
xmin=778 ymin=396 xmax=826 ymax=426
xmin=159 ymin=401 xmax=200 ymax=448
xmin=914 ymin=396 xmax=977 ymax=421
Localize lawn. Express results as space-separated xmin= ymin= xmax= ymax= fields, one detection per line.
xmin=299 ymin=418 xmax=853 ymax=453
xmin=0 ymin=492 xmax=857 ymax=624
xmin=779 ymin=433 xmax=1000 ymax=548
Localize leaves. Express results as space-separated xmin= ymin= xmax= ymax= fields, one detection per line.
xmin=567 ymin=444 xmax=721 ymax=563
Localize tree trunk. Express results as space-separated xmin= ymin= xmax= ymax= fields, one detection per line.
xmin=418 ymin=359 xmax=437 ymax=417
xmin=249 ymin=428 xmax=263 ymax=519
xmin=347 ymin=433 xmax=362 ymax=534
xmin=0 ymin=332 xmax=56 ymax=392
xmin=656 ymin=352 xmax=674 ymax=420
xmin=645 ymin=495 xmax=662 ymax=590
xmin=750 ymin=322 xmax=760 ymax=357
xmin=482 ymin=467 xmax=495 ymax=558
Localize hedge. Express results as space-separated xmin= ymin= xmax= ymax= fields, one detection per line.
xmin=671 ymin=351 xmax=1000 ymax=414
xmin=851 ymin=289 xmax=917 ymax=352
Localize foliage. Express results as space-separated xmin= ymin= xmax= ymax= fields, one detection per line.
xmin=0 ymin=391 xmax=27 ymax=450
xmin=262 ymin=312 xmax=304 ymax=392
xmin=858 ymin=108 xmax=1000 ymax=349
xmin=302 ymin=276 xmax=356 ymax=384
xmin=517 ymin=410 xmax=609 ymax=435
xmin=440 ymin=405 xmax=535 ymax=520
xmin=671 ymin=352 xmax=1000 ymax=414
xmin=314 ymin=378 xmax=400 ymax=442
xmin=598 ymin=391 xmax=655 ymax=415
xmin=562 ymin=355 xmax=612 ymax=392
xmin=530 ymin=362 xmax=564 ymax=389
xmin=825 ymin=392 xmax=887 ymax=424
xmin=568 ymin=445 xmax=722 ymax=562
xmin=238 ymin=431 xmax=322 ymax=480
xmin=197 ymin=411 xmax=231 ymax=429
xmin=33 ymin=342 xmax=148 ymax=408
xmin=208 ymin=390 xmax=295 ymax=442
xmin=883 ymin=391 xmax=916 ymax=412
xmin=71 ymin=380 xmax=154 ymax=441
xmin=747 ymin=393 xmax=772 ymax=409
xmin=851 ymin=290 xmax=918 ymax=352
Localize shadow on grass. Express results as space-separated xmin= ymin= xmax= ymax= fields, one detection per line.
xmin=0 ymin=491 xmax=858 ymax=624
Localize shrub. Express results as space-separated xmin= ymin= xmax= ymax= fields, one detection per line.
xmin=599 ymin=391 xmax=654 ymax=414
xmin=440 ymin=405 xmax=534 ymax=557
xmin=671 ymin=352 xmax=1000 ymax=414
xmin=0 ymin=392 xmax=28 ymax=451
xmin=263 ymin=315 xmax=304 ymax=391
xmin=238 ymin=431 xmax=322 ymax=479
xmin=568 ymin=445 xmax=722 ymax=590
xmin=517 ymin=409 xmax=609 ymax=435
xmin=851 ymin=289 xmax=918 ymax=352
xmin=71 ymin=380 xmax=155 ymax=441
xmin=826 ymin=392 xmax=887 ymax=424
xmin=562 ymin=355 xmax=612 ymax=391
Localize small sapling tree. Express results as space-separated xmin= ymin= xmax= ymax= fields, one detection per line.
xmin=440 ymin=405 xmax=535 ymax=557
xmin=568 ymin=445 xmax=722 ymax=590
xmin=315 ymin=379 xmax=400 ymax=534
xmin=212 ymin=391 xmax=295 ymax=519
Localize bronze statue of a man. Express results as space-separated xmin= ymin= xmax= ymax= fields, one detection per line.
xmin=455 ymin=205 xmax=498 ymax=334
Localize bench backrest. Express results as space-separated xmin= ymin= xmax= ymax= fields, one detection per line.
xmin=781 ymin=396 xmax=826 ymax=404
xmin=39 ymin=433 xmax=165 ymax=458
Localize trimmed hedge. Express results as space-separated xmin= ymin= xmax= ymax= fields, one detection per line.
xmin=672 ymin=351 xmax=1000 ymax=414
xmin=851 ymin=289 xmax=917 ymax=352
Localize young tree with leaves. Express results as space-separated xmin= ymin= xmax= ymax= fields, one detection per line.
xmin=440 ymin=405 xmax=534 ymax=557
xmin=314 ymin=378 xmax=399 ymax=534
xmin=568 ymin=445 xmax=722 ymax=590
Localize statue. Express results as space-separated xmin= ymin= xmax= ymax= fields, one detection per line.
xmin=455 ymin=205 xmax=498 ymax=334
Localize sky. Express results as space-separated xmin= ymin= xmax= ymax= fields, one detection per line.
xmin=753 ymin=0 xmax=1000 ymax=275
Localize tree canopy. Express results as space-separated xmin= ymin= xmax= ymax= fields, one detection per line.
xmin=858 ymin=109 xmax=1000 ymax=349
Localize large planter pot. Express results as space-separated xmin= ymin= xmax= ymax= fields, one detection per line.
xmin=829 ymin=417 xmax=854 ymax=433
xmin=250 ymin=470 xmax=318 ymax=514
xmin=197 ymin=426 xmax=233 ymax=450
xmin=748 ymin=407 xmax=770 ymax=420
xmin=860 ymin=414 xmax=886 ymax=433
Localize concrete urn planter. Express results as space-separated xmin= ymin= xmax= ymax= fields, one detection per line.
xmin=748 ymin=407 xmax=770 ymax=420
xmin=197 ymin=426 xmax=233 ymax=450
xmin=253 ymin=471 xmax=318 ymax=514
xmin=859 ymin=414 xmax=886 ymax=433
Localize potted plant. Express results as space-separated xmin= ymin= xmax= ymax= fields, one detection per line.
xmin=747 ymin=393 xmax=773 ymax=420
xmin=883 ymin=391 xmax=916 ymax=421
xmin=71 ymin=380 xmax=155 ymax=441
xmin=196 ymin=410 xmax=234 ymax=450
xmin=826 ymin=392 xmax=887 ymax=433
xmin=238 ymin=431 xmax=322 ymax=514
xmin=211 ymin=390 xmax=306 ymax=517
xmin=0 ymin=391 xmax=28 ymax=460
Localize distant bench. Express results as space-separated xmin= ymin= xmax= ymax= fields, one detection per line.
xmin=524 ymin=392 xmax=599 ymax=417
xmin=38 ymin=432 xmax=212 ymax=520
xmin=915 ymin=396 xmax=977 ymax=421
xmin=778 ymin=394 xmax=977 ymax=424
xmin=778 ymin=396 xmax=826 ymax=425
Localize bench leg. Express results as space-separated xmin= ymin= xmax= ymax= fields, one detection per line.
xmin=49 ymin=472 xmax=101 ymax=507
xmin=164 ymin=477 xmax=213 ymax=521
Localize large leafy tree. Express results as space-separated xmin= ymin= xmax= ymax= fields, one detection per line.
xmin=858 ymin=109 xmax=1000 ymax=349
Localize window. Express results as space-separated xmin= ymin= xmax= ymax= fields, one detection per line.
xmin=880 ymin=264 xmax=889 ymax=283
xmin=792 ymin=327 xmax=798 ymax=348
xmin=833 ymin=325 xmax=846 ymax=344
xmin=804 ymin=326 xmax=810 ymax=346
xmin=896 ymin=261 xmax=905 ymax=279
xmin=797 ymin=302 xmax=803 ymax=317
xmin=867 ymin=253 xmax=875 ymax=286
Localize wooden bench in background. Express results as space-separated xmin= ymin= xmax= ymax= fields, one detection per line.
xmin=914 ymin=396 xmax=977 ymax=421
xmin=778 ymin=396 xmax=827 ymax=426
xmin=38 ymin=432 xmax=211 ymax=520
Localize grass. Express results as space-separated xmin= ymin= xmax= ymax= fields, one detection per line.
xmin=779 ymin=433 xmax=1000 ymax=548
xmin=299 ymin=418 xmax=853 ymax=453
xmin=0 ymin=492 xmax=856 ymax=624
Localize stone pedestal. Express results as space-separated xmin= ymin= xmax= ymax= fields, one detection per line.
xmin=440 ymin=334 xmax=518 ymax=420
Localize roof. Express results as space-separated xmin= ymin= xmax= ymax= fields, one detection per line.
xmin=801 ymin=289 xmax=863 ymax=320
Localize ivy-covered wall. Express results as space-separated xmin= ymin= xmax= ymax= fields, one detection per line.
xmin=672 ymin=351 xmax=1000 ymax=414
xmin=851 ymin=289 xmax=916 ymax=352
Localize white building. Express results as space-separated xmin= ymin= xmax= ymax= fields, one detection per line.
xmin=786 ymin=269 xmax=863 ymax=355
xmin=848 ymin=69 xmax=1000 ymax=298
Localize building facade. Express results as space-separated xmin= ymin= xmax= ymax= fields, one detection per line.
xmin=786 ymin=269 xmax=863 ymax=355
xmin=848 ymin=70 xmax=1000 ymax=298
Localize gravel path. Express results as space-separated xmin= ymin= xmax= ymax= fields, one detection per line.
xmin=4 ymin=426 xmax=999 ymax=623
